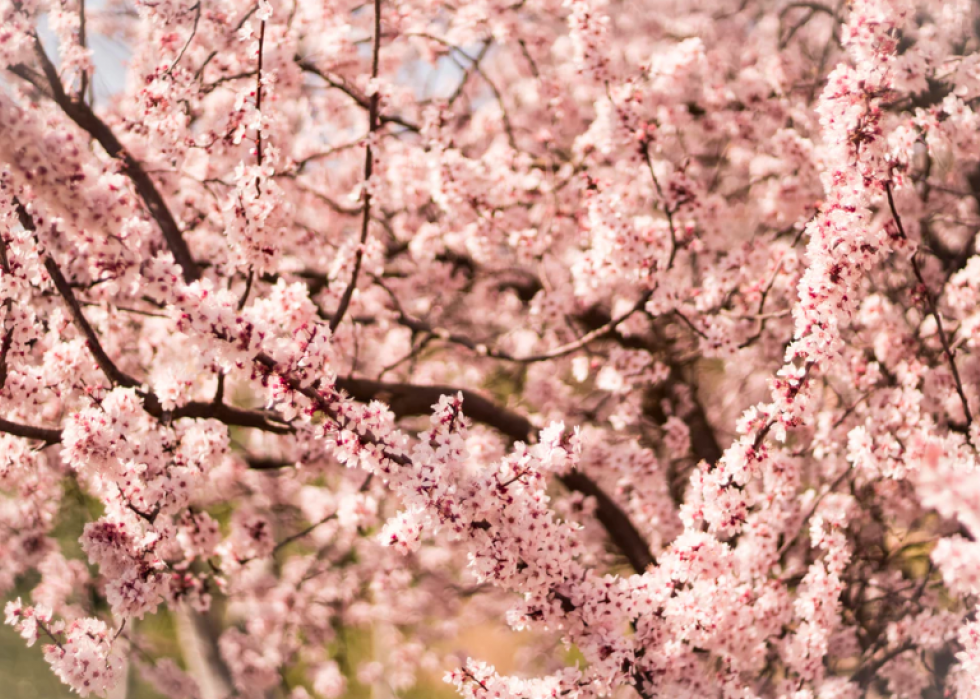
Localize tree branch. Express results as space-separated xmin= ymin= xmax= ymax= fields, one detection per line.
xmin=329 ymin=0 xmax=382 ymax=333
xmin=44 ymin=256 xmax=141 ymax=389
xmin=297 ymin=60 xmax=420 ymax=133
xmin=0 ymin=417 xmax=61 ymax=443
xmin=386 ymin=287 xmax=654 ymax=363
xmin=852 ymin=641 xmax=914 ymax=688
xmin=885 ymin=181 xmax=973 ymax=427
xmin=334 ymin=376 xmax=656 ymax=572
xmin=11 ymin=35 xmax=200 ymax=283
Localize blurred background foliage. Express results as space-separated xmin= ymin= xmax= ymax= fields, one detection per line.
xmin=0 ymin=480 xmax=489 ymax=699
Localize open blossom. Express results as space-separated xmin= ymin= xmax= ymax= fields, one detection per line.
xmin=44 ymin=618 xmax=126 ymax=698
xmin=6 ymin=601 xmax=124 ymax=697
xmin=5 ymin=597 xmax=49 ymax=647
xmin=953 ymin=615 xmax=980 ymax=695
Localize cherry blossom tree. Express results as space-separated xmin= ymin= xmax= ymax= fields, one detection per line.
xmin=2 ymin=0 xmax=980 ymax=696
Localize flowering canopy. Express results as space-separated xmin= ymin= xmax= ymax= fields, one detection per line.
xmin=1 ymin=0 xmax=980 ymax=697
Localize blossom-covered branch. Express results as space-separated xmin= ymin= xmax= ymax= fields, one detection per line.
xmin=0 ymin=0 xmax=979 ymax=696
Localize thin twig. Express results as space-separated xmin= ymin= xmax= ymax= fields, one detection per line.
xmin=377 ymin=276 xmax=653 ymax=363
xmin=776 ymin=467 xmax=851 ymax=559
xmin=273 ymin=513 xmax=337 ymax=553
xmin=254 ymin=18 xmax=266 ymax=195
xmin=329 ymin=0 xmax=382 ymax=332
xmin=0 ymin=231 xmax=14 ymax=389
xmin=447 ymin=41 xmax=492 ymax=107
xmin=297 ymin=59 xmax=419 ymax=133
xmin=163 ymin=2 xmax=202 ymax=77
xmin=272 ymin=474 xmax=372 ymax=553
xmin=410 ymin=33 xmax=517 ymax=149
xmin=885 ymin=181 xmax=973 ymax=427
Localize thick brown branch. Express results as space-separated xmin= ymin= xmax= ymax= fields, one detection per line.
xmin=334 ymin=376 xmax=656 ymax=572
xmin=169 ymin=399 xmax=293 ymax=434
xmin=0 ymin=396 xmax=291 ymax=446
xmin=0 ymin=417 xmax=61 ymax=443
xmin=336 ymin=377 xmax=534 ymax=441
